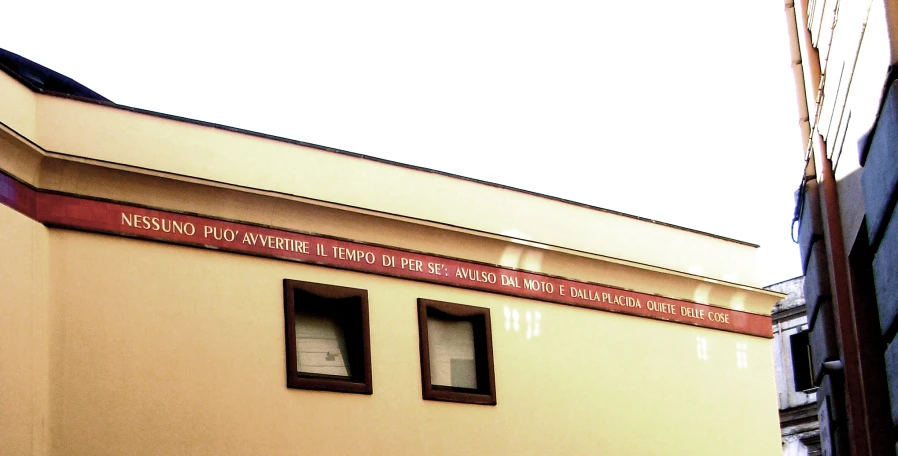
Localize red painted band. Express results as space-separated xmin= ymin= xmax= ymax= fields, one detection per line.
xmin=1 ymin=172 xmax=773 ymax=338
xmin=0 ymin=172 xmax=37 ymax=218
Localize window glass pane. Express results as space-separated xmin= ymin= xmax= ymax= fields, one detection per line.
xmin=295 ymin=310 xmax=350 ymax=377
xmin=427 ymin=317 xmax=477 ymax=388
xmin=790 ymin=331 xmax=814 ymax=392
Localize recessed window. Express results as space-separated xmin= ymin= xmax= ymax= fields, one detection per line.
xmin=790 ymin=330 xmax=815 ymax=392
xmin=417 ymin=299 xmax=496 ymax=405
xmin=283 ymin=279 xmax=372 ymax=394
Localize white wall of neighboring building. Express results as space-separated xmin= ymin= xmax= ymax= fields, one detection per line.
xmin=768 ymin=277 xmax=819 ymax=456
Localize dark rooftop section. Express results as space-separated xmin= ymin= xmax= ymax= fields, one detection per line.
xmin=0 ymin=48 xmax=109 ymax=102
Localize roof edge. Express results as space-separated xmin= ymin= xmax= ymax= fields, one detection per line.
xmin=0 ymin=53 xmax=759 ymax=249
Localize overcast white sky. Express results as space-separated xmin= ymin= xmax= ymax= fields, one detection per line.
xmin=2 ymin=0 xmax=806 ymax=285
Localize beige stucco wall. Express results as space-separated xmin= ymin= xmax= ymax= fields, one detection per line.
xmin=18 ymin=93 xmax=763 ymax=286
xmin=22 ymin=156 xmax=774 ymax=316
xmin=0 ymin=204 xmax=50 ymax=456
xmin=0 ymin=70 xmax=36 ymax=140
xmin=0 ymin=61 xmax=783 ymax=456
xmin=47 ymin=229 xmax=781 ymax=456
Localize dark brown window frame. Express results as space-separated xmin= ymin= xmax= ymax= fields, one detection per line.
xmin=283 ymin=279 xmax=373 ymax=394
xmin=417 ymin=298 xmax=497 ymax=405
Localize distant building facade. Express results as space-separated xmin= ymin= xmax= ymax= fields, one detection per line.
xmin=769 ymin=277 xmax=821 ymax=456
xmin=783 ymin=0 xmax=898 ymax=454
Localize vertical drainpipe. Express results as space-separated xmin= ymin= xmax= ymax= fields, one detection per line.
xmin=785 ymin=0 xmax=812 ymax=156
xmin=784 ymin=1 xmax=879 ymax=455
xmin=796 ymin=0 xmax=822 ymax=155
xmin=785 ymin=0 xmax=811 ymax=155
xmin=815 ymin=134 xmax=872 ymax=456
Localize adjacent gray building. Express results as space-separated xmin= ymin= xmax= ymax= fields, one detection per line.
xmin=769 ymin=277 xmax=820 ymax=456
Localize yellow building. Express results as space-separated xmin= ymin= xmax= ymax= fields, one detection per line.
xmin=0 ymin=49 xmax=784 ymax=455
